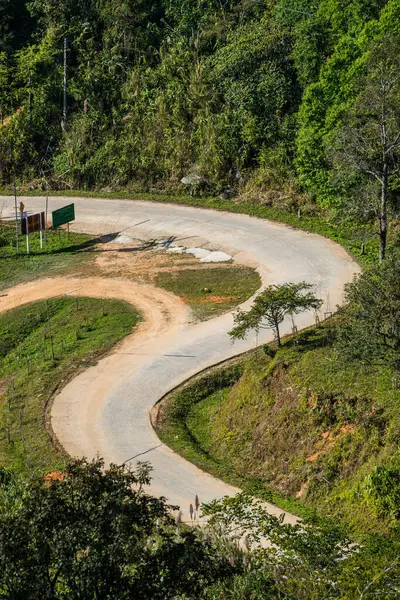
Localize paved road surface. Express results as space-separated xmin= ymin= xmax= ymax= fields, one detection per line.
xmin=0 ymin=195 xmax=359 ymax=522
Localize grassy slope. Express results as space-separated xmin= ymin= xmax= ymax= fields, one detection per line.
xmin=155 ymin=356 xmax=314 ymax=519
xmin=156 ymin=324 xmax=400 ymax=535
xmin=0 ymin=297 xmax=139 ymax=477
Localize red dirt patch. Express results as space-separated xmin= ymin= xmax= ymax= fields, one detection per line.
xmin=306 ymin=452 xmax=320 ymax=463
xmin=197 ymin=295 xmax=238 ymax=304
xmin=306 ymin=425 xmax=356 ymax=462
xmin=45 ymin=471 xmax=66 ymax=482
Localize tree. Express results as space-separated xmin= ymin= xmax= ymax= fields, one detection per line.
xmin=202 ymin=493 xmax=400 ymax=599
xmin=229 ymin=282 xmax=322 ymax=346
xmin=338 ymin=253 xmax=400 ymax=375
xmin=329 ymin=36 xmax=400 ymax=261
xmin=0 ymin=458 xmax=233 ymax=599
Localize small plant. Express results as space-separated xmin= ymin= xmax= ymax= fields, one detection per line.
xmin=365 ymin=465 xmax=400 ymax=520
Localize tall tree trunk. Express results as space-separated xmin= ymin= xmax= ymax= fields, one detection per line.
xmin=379 ymin=162 xmax=388 ymax=262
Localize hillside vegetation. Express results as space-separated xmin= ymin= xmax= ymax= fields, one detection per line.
xmin=157 ymin=255 xmax=400 ymax=536
xmin=0 ymin=2 xmax=399 ymax=210
xmin=180 ymin=331 xmax=400 ymax=534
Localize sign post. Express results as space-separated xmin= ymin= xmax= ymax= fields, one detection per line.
xmin=52 ymin=204 xmax=75 ymax=243
xmin=21 ymin=212 xmax=46 ymax=254
xmin=45 ymin=189 xmax=48 ymax=241
xmin=14 ymin=182 xmax=19 ymax=254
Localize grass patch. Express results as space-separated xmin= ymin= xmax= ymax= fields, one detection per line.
xmin=156 ymin=265 xmax=261 ymax=319
xmin=0 ymin=221 xmax=97 ymax=291
xmin=0 ymin=296 xmax=139 ymax=477
xmin=1 ymin=188 xmax=378 ymax=265
xmin=186 ymin=388 xmax=229 ymax=450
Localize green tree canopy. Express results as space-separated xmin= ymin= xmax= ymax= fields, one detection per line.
xmin=1 ymin=0 xmax=399 ymax=202
xmin=0 ymin=458 xmax=233 ymax=599
xmin=328 ymin=36 xmax=400 ymax=261
xmin=229 ymin=282 xmax=322 ymax=346
xmin=202 ymin=492 xmax=400 ymax=599
xmin=338 ymin=252 xmax=400 ymax=374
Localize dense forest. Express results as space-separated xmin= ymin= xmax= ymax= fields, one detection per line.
xmin=1 ymin=1 xmax=400 ymax=223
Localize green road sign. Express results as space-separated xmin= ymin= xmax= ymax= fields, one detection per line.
xmin=52 ymin=203 xmax=75 ymax=228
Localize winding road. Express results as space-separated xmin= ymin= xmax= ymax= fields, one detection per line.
xmin=0 ymin=195 xmax=359 ymax=523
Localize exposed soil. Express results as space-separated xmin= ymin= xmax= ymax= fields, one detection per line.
xmin=0 ymin=276 xmax=191 ymax=340
xmin=93 ymin=241 xmax=240 ymax=284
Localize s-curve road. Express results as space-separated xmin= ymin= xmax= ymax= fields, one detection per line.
xmin=1 ymin=196 xmax=359 ymax=523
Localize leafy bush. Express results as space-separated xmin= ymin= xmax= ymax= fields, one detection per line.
xmin=365 ymin=465 xmax=400 ymax=520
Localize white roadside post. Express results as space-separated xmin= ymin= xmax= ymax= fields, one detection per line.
xmin=26 ymin=226 xmax=29 ymax=254
xmin=14 ymin=184 xmax=19 ymax=254
xmin=39 ymin=215 xmax=43 ymax=249
xmin=45 ymin=189 xmax=48 ymax=242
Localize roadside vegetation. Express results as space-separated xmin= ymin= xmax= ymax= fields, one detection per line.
xmin=156 ymin=255 xmax=400 ymax=538
xmin=1 ymin=457 xmax=399 ymax=599
xmin=0 ymin=296 xmax=139 ymax=476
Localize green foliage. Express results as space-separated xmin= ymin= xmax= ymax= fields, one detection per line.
xmin=1 ymin=457 xmax=400 ymax=599
xmin=295 ymin=1 xmax=400 ymax=210
xmin=327 ymin=36 xmax=400 ymax=259
xmin=365 ymin=464 xmax=400 ymax=520
xmin=0 ymin=458 xmax=234 ymax=599
xmin=202 ymin=493 xmax=400 ymax=599
xmin=205 ymin=18 xmax=298 ymax=178
xmin=338 ymin=252 xmax=400 ymax=373
xmin=230 ymin=282 xmax=322 ymax=345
